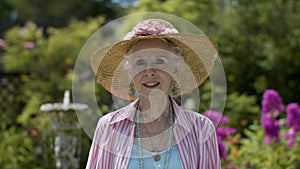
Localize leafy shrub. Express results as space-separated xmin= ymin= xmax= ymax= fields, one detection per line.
xmin=0 ymin=17 xmax=105 ymax=168
xmin=225 ymin=122 xmax=300 ymax=169
xmin=223 ymin=89 xmax=300 ymax=169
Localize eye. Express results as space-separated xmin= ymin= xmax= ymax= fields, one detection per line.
xmin=136 ymin=59 xmax=146 ymax=65
xmin=155 ymin=58 xmax=165 ymax=64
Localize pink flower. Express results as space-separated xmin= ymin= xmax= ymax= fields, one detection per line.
xmin=124 ymin=20 xmax=179 ymax=40
xmin=286 ymin=103 xmax=300 ymax=132
xmin=261 ymin=89 xmax=284 ymax=114
xmin=24 ymin=42 xmax=35 ymax=50
xmin=217 ymin=126 xmax=237 ymax=140
xmin=284 ymin=128 xmax=297 ymax=148
xmin=135 ymin=22 xmax=163 ymax=35
xmin=283 ymin=129 xmax=295 ymax=139
xmin=204 ymin=110 xmax=229 ymax=127
xmin=217 ymin=136 xmax=227 ymax=159
xmin=286 ymin=138 xmax=296 ymax=148
xmin=261 ymin=114 xmax=281 ymax=144
xmin=0 ymin=39 xmax=5 ymax=48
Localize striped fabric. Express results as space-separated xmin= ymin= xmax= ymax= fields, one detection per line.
xmin=86 ymin=98 xmax=221 ymax=169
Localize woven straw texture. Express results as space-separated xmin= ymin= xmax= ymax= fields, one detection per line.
xmin=91 ymin=33 xmax=218 ymax=100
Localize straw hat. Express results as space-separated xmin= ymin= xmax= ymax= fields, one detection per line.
xmin=91 ymin=19 xmax=218 ymax=100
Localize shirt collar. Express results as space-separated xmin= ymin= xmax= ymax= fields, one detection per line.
xmin=109 ymin=99 xmax=138 ymax=125
xmin=109 ymin=97 xmax=192 ymax=132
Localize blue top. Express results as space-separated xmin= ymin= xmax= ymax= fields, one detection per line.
xmin=128 ymin=144 xmax=182 ymax=169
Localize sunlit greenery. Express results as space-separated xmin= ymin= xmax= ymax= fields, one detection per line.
xmin=0 ymin=0 xmax=299 ymax=168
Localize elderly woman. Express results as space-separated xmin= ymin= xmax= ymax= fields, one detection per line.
xmin=86 ymin=19 xmax=221 ymax=169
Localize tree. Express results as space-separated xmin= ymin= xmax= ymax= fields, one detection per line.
xmin=0 ymin=0 xmax=128 ymax=36
xmin=130 ymin=0 xmax=300 ymax=103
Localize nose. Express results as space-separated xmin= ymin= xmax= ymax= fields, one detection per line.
xmin=144 ymin=68 xmax=156 ymax=77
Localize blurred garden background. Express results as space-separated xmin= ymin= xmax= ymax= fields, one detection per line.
xmin=0 ymin=0 xmax=299 ymax=168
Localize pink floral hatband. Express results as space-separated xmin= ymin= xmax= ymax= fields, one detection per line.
xmin=123 ymin=20 xmax=179 ymax=40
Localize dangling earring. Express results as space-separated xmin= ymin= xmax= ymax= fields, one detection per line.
xmin=129 ymin=83 xmax=136 ymax=96
xmin=171 ymin=80 xmax=179 ymax=96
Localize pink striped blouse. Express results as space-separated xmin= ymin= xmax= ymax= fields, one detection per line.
xmin=86 ymin=98 xmax=221 ymax=169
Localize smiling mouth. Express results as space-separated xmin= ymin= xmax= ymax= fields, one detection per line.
xmin=143 ymin=81 xmax=160 ymax=88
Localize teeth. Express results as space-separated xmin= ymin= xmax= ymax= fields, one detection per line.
xmin=144 ymin=82 xmax=159 ymax=87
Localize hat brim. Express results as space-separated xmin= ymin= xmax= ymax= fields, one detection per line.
xmin=91 ymin=33 xmax=218 ymax=100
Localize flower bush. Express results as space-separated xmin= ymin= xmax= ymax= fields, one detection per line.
xmin=284 ymin=103 xmax=300 ymax=147
xmin=223 ymin=89 xmax=300 ymax=169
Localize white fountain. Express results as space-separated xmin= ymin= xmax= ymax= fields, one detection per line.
xmin=40 ymin=90 xmax=88 ymax=169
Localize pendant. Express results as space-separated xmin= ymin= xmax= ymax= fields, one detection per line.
xmin=152 ymin=152 xmax=161 ymax=161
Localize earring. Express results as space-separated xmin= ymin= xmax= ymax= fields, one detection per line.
xmin=171 ymin=80 xmax=179 ymax=96
xmin=129 ymin=83 xmax=136 ymax=96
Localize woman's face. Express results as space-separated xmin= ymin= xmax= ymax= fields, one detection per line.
xmin=127 ymin=39 xmax=178 ymax=97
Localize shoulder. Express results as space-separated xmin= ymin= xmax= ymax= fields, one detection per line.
xmin=92 ymin=109 xmax=119 ymax=137
xmin=95 ymin=108 xmax=118 ymax=124
xmin=172 ymin=99 xmax=214 ymax=128
xmin=181 ymin=109 xmax=216 ymax=142
xmin=95 ymin=102 xmax=136 ymax=130
xmin=183 ymin=108 xmax=214 ymax=127
xmin=93 ymin=106 xmax=132 ymax=141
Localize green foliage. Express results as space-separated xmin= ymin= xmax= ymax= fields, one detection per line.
xmin=0 ymin=74 xmax=25 ymax=129
xmin=130 ymin=0 xmax=218 ymax=33
xmin=226 ymin=121 xmax=300 ymax=169
xmin=199 ymin=81 xmax=260 ymax=132
xmin=132 ymin=0 xmax=300 ymax=102
xmin=225 ymin=93 xmax=260 ymax=132
xmin=3 ymin=21 xmax=45 ymax=72
xmin=0 ymin=0 xmax=126 ymax=31
xmin=1 ymin=16 xmax=105 ymax=168
xmin=212 ymin=0 xmax=300 ymax=102
xmin=0 ymin=127 xmax=43 ymax=169
xmin=3 ymin=16 xmax=105 ymax=111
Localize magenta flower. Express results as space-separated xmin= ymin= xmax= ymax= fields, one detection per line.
xmin=286 ymin=103 xmax=300 ymax=132
xmin=204 ymin=110 xmax=229 ymax=127
xmin=284 ymin=128 xmax=296 ymax=148
xmin=24 ymin=42 xmax=35 ymax=50
xmin=287 ymin=138 xmax=296 ymax=148
xmin=217 ymin=126 xmax=237 ymax=140
xmin=0 ymin=39 xmax=5 ymax=48
xmin=204 ymin=110 xmax=237 ymax=160
xmin=261 ymin=114 xmax=281 ymax=144
xmin=284 ymin=103 xmax=300 ymax=147
xmin=262 ymin=89 xmax=284 ymax=114
xmin=217 ymin=136 xmax=227 ymax=160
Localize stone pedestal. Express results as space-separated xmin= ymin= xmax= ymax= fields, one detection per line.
xmin=40 ymin=91 xmax=88 ymax=169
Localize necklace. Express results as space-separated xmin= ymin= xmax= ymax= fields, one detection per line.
xmin=141 ymin=114 xmax=169 ymax=161
xmin=135 ymin=101 xmax=174 ymax=169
